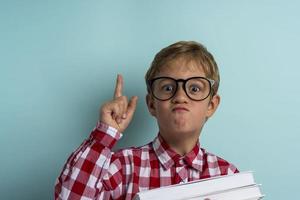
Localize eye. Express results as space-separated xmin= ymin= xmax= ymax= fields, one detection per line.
xmin=162 ymin=84 xmax=174 ymax=92
xmin=189 ymin=85 xmax=202 ymax=93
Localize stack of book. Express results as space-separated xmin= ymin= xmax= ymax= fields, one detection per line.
xmin=133 ymin=171 xmax=264 ymax=200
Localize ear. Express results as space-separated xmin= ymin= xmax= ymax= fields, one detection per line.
xmin=206 ymin=94 xmax=221 ymax=118
xmin=146 ymin=94 xmax=156 ymax=117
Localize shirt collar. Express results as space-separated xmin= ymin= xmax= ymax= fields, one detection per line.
xmin=152 ymin=134 xmax=204 ymax=172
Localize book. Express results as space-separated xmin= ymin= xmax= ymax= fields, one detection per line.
xmin=186 ymin=184 xmax=264 ymax=200
xmin=133 ymin=171 xmax=264 ymax=200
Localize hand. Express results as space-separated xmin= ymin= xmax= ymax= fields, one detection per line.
xmin=99 ymin=74 xmax=138 ymax=133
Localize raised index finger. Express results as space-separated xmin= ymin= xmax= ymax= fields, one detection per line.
xmin=114 ymin=74 xmax=123 ymax=98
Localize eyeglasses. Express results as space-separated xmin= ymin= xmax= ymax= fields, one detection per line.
xmin=147 ymin=76 xmax=215 ymax=101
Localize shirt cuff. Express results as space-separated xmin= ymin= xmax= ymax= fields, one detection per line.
xmin=90 ymin=121 xmax=123 ymax=148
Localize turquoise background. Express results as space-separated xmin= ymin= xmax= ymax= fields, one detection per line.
xmin=1 ymin=1 xmax=299 ymax=199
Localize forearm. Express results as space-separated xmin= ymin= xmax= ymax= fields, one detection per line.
xmin=54 ymin=122 xmax=122 ymax=200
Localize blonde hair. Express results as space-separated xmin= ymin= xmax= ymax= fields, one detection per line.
xmin=145 ymin=41 xmax=220 ymax=96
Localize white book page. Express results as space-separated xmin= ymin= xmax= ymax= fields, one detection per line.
xmin=133 ymin=172 xmax=256 ymax=200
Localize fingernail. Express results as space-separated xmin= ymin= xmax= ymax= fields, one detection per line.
xmin=117 ymin=118 xmax=122 ymax=124
xmin=122 ymin=113 xmax=127 ymax=118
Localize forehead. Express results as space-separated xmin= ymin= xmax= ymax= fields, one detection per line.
xmin=156 ymin=58 xmax=206 ymax=78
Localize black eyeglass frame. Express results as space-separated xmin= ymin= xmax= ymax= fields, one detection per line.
xmin=147 ymin=76 xmax=215 ymax=101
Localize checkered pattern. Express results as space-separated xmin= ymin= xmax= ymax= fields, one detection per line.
xmin=55 ymin=122 xmax=239 ymax=200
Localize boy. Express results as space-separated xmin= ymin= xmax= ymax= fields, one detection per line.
xmin=55 ymin=41 xmax=239 ymax=200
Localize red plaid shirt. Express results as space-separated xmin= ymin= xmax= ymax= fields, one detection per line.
xmin=55 ymin=122 xmax=239 ymax=200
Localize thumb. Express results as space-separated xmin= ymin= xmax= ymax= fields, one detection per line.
xmin=126 ymin=96 xmax=138 ymax=118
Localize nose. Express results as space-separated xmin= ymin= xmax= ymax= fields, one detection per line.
xmin=171 ymin=83 xmax=188 ymax=103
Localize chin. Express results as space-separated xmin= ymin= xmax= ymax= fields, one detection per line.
xmin=170 ymin=125 xmax=194 ymax=135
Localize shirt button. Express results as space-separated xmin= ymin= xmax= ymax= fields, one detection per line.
xmin=179 ymin=159 xmax=184 ymax=165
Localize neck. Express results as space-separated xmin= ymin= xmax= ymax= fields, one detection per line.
xmin=160 ymin=131 xmax=200 ymax=156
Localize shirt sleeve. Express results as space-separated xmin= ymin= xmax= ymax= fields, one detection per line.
xmin=227 ymin=162 xmax=239 ymax=174
xmin=54 ymin=121 xmax=123 ymax=200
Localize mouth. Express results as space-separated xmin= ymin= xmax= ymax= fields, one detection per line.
xmin=172 ymin=107 xmax=189 ymax=112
